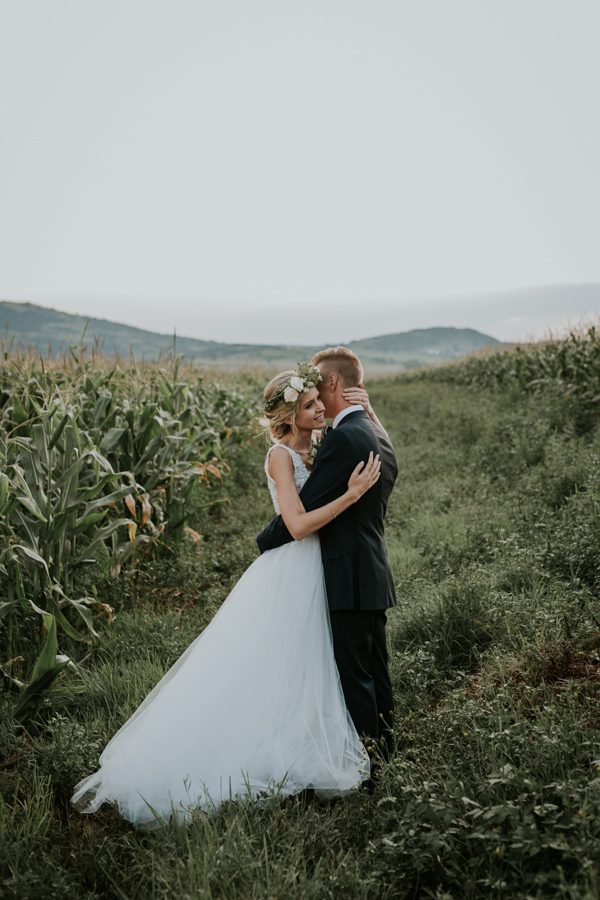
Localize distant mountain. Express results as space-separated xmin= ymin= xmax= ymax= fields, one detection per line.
xmin=418 ymin=283 xmax=600 ymax=343
xmin=0 ymin=300 xmax=501 ymax=372
xmin=346 ymin=327 xmax=499 ymax=367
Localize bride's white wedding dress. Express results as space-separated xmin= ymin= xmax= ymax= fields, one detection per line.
xmin=71 ymin=445 xmax=369 ymax=828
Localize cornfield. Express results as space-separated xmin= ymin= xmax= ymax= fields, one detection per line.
xmin=0 ymin=350 xmax=255 ymax=720
xmin=413 ymin=325 xmax=600 ymax=432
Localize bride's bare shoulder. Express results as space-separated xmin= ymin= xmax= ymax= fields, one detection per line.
xmin=265 ymin=444 xmax=295 ymax=481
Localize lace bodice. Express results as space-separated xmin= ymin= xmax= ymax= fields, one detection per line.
xmin=264 ymin=444 xmax=311 ymax=514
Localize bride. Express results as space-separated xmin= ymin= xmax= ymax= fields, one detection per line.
xmin=71 ymin=364 xmax=381 ymax=828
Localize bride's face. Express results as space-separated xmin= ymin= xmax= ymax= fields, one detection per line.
xmin=293 ymin=387 xmax=326 ymax=432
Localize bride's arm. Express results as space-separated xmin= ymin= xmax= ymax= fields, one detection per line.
xmin=267 ymin=446 xmax=380 ymax=542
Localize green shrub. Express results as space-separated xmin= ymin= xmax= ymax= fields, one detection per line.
xmin=394 ymin=573 xmax=503 ymax=673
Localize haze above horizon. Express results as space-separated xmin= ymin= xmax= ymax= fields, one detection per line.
xmin=1 ymin=2 xmax=599 ymax=344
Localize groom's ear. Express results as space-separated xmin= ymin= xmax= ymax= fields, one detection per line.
xmin=359 ymin=382 xmax=365 ymax=389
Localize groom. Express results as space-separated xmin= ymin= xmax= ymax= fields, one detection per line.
xmin=257 ymin=346 xmax=398 ymax=772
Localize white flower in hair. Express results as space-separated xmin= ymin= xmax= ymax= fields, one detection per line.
xmin=263 ymin=363 xmax=322 ymax=413
xmin=283 ymin=386 xmax=300 ymax=403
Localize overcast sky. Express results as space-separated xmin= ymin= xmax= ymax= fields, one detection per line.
xmin=1 ymin=1 xmax=599 ymax=343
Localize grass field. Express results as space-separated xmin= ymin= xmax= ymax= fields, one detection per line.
xmin=2 ymin=371 xmax=600 ymax=898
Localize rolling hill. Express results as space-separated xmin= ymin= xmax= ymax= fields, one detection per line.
xmin=0 ymin=300 xmax=501 ymax=372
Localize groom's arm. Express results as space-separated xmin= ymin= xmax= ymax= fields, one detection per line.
xmin=256 ymin=430 xmax=354 ymax=553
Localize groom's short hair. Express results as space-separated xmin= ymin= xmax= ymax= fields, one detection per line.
xmin=310 ymin=347 xmax=364 ymax=387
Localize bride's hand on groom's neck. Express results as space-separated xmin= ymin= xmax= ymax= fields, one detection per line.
xmin=342 ymin=386 xmax=371 ymax=413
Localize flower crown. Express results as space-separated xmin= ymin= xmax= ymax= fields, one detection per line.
xmin=264 ymin=363 xmax=323 ymax=412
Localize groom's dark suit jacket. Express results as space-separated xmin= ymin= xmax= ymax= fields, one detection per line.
xmin=256 ymin=410 xmax=398 ymax=611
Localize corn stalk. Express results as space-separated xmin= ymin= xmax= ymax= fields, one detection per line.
xmin=0 ymin=354 xmax=253 ymax=720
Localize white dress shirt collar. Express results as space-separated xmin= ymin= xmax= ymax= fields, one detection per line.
xmin=332 ymin=404 xmax=365 ymax=429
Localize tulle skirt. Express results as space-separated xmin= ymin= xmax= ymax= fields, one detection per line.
xmin=71 ymin=535 xmax=369 ymax=828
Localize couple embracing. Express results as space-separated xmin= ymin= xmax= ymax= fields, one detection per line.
xmin=72 ymin=347 xmax=398 ymax=828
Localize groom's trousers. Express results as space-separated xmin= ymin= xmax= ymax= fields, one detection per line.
xmin=329 ymin=609 xmax=394 ymax=761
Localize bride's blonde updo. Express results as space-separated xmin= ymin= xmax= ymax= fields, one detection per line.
xmin=262 ymin=371 xmax=298 ymax=443
xmin=261 ymin=364 xmax=323 ymax=444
